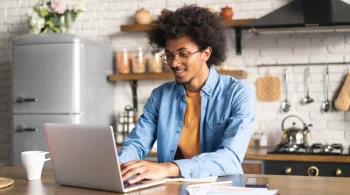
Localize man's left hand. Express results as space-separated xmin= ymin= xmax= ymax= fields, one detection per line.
xmin=121 ymin=160 xmax=180 ymax=184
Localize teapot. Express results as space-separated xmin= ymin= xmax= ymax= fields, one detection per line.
xmin=281 ymin=115 xmax=312 ymax=145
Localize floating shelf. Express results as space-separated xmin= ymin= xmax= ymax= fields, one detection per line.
xmin=120 ymin=24 xmax=156 ymax=32
xmin=108 ymin=70 xmax=247 ymax=81
xmin=120 ymin=18 xmax=255 ymax=55
xmin=120 ymin=18 xmax=255 ymax=32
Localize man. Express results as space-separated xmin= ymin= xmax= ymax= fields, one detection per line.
xmin=118 ymin=4 xmax=256 ymax=184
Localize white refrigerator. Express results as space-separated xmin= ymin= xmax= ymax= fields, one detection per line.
xmin=11 ymin=34 xmax=115 ymax=167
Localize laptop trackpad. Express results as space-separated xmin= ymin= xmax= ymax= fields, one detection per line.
xmin=123 ymin=178 xmax=165 ymax=190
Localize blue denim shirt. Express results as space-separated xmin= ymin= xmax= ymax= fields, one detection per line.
xmin=118 ymin=66 xmax=256 ymax=178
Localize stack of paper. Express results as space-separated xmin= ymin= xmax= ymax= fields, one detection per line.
xmin=186 ymin=185 xmax=278 ymax=195
xmin=166 ymin=176 xmax=218 ymax=183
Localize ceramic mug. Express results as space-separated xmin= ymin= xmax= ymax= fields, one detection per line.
xmin=21 ymin=151 xmax=51 ymax=180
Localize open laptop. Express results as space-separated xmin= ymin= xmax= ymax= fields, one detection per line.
xmin=44 ymin=123 xmax=165 ymax=193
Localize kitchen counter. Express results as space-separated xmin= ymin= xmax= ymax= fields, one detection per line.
xmin=1 ymin=166 xmax=350 ymax=195
xmin=245 ymin=147 xmax=350 ymax=163
xmin=145 ymin=147 xmax=350 ymax=163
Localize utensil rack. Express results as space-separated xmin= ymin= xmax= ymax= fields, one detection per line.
xmin=255 ymin=62 xmax=350 ymax=67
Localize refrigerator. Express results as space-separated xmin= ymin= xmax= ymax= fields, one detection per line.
xmin=11 ymin=34 xmax=115 ymax=167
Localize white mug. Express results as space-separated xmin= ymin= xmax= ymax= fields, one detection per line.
xmin=21 ymin=151 xmax=51 ymax=180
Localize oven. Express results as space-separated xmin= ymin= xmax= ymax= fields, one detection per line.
xmin=264 ymin=143 xmax=350 ymax=177
xmin=264 ymin=161 xmax=350 ymax=177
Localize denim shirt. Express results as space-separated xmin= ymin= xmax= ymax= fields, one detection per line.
xmin=118 ymin=66 xmax=256 ymax=178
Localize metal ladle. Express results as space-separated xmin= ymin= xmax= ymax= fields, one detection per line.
xmin=322 ymin=66 xmax=331 ymax=112
xmin=281 ymin=69 xmax=291 ymax=112
xmin=302 ymin=68 xmax=314 ymax=104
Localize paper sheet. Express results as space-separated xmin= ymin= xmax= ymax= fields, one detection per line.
xmin=165 ymin=176 xmax=218 ymax=183
xmin=186 ymin=186 xmax=278 ymax=195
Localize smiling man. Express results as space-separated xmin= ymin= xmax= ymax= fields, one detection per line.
xmin=118 ymin=4 xmax=256 ymax=184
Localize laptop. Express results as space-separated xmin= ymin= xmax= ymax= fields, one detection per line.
xmin=44 ymin=123 xmax=165 ymax=193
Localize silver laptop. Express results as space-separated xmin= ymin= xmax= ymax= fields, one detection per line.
xmin=44 ymin=123 xmax=165 ymax=193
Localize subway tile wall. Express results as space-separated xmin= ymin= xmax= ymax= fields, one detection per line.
xmin=1 ymin=0 xmax=350 ymax=164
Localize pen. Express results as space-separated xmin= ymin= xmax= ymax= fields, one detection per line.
xmin=187 ymin=180 xmax=233 ymax=188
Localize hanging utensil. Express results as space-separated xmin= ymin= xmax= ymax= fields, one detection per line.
xmin=322 ymin=66 xmax=331 ymax=112
xmin=302 ymin=68 xmax=314 ymax=104
xmin=281 ymin=69 xmax=291 ymax=112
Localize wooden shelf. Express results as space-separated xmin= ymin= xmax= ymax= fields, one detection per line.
xmin=108 ymin=70 xmax=247 ymax=81
xmin=120 ymin=24 xmax=156 ymax=32
xmin=120 ymin=18 xmax=255 ymax=32
xmin=222 ymin=18 xmax=256 ymax=27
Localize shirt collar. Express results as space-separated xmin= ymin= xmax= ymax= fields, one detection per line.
xmin=201 ymin=66 xmax=218 ymax=96
xmin=177 ymin=66 xmax=218 ymax=99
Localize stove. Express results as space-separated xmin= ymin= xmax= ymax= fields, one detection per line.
xmin=268 ymin=143 xmax=348 ymax=155
xmin=264 ymin=143 xmax=350 ymax=177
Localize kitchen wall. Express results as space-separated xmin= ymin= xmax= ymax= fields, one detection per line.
xmin=1 ymin=0 xmax=350 ymax=164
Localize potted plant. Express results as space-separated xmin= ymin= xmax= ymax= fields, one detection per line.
xmin=27 ymin=0 xmax=85 ymax=34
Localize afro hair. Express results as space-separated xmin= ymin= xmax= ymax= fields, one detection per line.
xmin=147 ymin=4 xmax=227 ymax=66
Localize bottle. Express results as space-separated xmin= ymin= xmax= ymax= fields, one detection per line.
xmin=259 ymin=133 xmax=268 ymax=148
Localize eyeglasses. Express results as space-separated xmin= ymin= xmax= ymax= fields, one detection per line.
xmin=160 ymin=50 xmax=201 ymax=65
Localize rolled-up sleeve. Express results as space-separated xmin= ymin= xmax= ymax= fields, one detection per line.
xmin=118 ymin=88 xmax=160 ymax=163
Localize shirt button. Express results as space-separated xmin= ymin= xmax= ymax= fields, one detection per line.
xmin=176 ymin=131 xmax=180 ymax=133
xmin=171 ymin=150 xmax=175 ymax=153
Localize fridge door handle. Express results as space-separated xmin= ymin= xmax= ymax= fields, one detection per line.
xmin=16 ymin=127 xmax=39 ymax=132
xmin=15 ymin=97 xmax=38 ymax=103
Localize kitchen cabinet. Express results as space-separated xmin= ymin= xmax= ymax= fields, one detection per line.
xmin=242 ymin=161 xmax=263 ymax=174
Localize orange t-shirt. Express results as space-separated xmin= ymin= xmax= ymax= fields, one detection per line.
xmin=174 ymin=90 xmax=201 ymax=160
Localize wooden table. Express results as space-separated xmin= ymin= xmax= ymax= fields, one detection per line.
xmin=1 ymin=166 xmax=350 ymax=195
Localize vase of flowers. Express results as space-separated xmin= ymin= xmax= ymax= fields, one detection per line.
xmin=27 ymin=0 xmax=85 ymax=34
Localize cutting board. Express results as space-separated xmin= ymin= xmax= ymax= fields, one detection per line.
xmin=256 ymin=75 xmax=281 ymax=101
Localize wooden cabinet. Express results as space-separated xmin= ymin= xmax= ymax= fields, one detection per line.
xmin=242 ymin=162 xmax=263 ymax=174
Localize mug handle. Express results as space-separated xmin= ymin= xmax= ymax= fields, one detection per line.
xmin=44 ymin=152 xmax=51 ymax=162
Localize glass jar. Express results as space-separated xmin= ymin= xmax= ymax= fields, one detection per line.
xmin=116 ymin=48 xmax=130 ymax=74
xmin=148 ymin=52 xmax=163 ymax=73
xmin=131 ymin=47 xmax=146 ymax=73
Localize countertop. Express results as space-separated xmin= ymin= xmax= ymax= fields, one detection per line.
xmin=244 ymin=147 xmax=350 ymax=163
xmin=145 ymin=147 xmax=350 ymax=163
xmin=1 ymin=166 xmax=350 ymax=195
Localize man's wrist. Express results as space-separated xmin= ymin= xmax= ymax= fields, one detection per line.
xmin=164 ymin=162 xmax=180 ymax=177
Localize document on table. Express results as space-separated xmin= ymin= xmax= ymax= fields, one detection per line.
xmin=166 ymin=176 xmax=218 ymax=183
xmin=186 ymin=185 xmax=278 ymax=195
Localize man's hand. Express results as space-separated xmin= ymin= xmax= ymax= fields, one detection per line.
xmin=121 ymin=160 xmax=180 ymax=184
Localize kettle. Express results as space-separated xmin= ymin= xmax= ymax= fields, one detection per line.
xmin=281 ymin=115 xmax=312 ymax=145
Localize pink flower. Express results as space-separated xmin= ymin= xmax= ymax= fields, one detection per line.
xmin=51 ymin=0 xmax=68 ymax=14
xmin=66 ymin=1 xmax=73 ymax=10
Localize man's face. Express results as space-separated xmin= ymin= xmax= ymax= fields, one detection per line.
xmin=165 ymin=35 xmax=206 ymax=84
